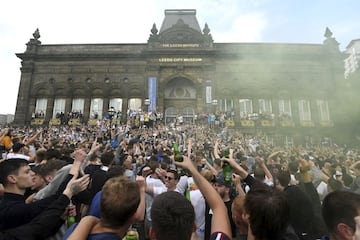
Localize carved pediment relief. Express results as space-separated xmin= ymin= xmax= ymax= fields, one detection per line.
xmin=160 ymin=19 xmax=204 ymax=44
xmin=164 ymin=77 xmax=196 ymax=99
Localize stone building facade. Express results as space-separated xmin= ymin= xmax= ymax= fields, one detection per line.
xmin=14 ymin=9 xmax=348 ymax=145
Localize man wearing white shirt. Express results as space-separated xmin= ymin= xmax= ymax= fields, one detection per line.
xmin=7 ymin=143 xmax=34 ymax=161
xmin=146 ymin=169 xmax=180 ymax=195
xmin=144 ymin=161 xmax=167 ymax=236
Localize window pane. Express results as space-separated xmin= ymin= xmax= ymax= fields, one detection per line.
xmin=317 ymin=100 xmax=330 ymax=121
xmin=90 ymin=98 xmax=103 ymax=119
xmin=128 ymin=98 xmax=141 ymax=111
xmin=258 ymin=99 xmax=272 ymax=114
xmin=35 ymin=98 xmax=47 ymax=117
xmin=53 ymin=98 xmax=66 ymax=118
xmin=278 ymin=99 xmax=292 ymax=119
xmin=239 ymin=99 xmax=252 ymax=119
xmin=298 ymin=100 xmax=311 ymax=121
xmin=72 ymin=98 xmax=84 ymax=114
xmin=109 ymin=98 xmax=123 ymax=112
xmin=219 ymin=99 xmax=233 ymax=113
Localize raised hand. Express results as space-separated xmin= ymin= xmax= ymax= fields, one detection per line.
xmin=64 ymin=174 xmax=90 ymax=198
xmin=136 ymin=175 xmax=146 ymax=191
xmin=174 ymin=155 xmax=196 ymax=172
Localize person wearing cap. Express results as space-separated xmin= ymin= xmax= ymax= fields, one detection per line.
xmin=6 ymin=142 xmax=35 ymax=162
xmin=205 ymin=172 xmax=237 ymax=240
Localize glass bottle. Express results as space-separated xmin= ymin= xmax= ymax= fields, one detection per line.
xmin=222 ymin=162 xmax=232 ymax=185
xmin=126 ymin=228 xmax=138 ymax=240
xmin=173 ymin=142 xmax=183 ymax=162
xmin=66 ymin=200 xmax=76 ymax=228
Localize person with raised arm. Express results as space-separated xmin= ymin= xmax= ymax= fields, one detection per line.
xmin=148 ymin=151 xmax=232 ymax=240
xmin=0 ymin=174 xmax=89 ymax=240
xmin=65 ymin=175 xmax=146 ymax=240
xmin=0 ymin=148 xmax=87 ymax=230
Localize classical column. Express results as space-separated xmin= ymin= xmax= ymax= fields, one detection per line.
xmin=233 ymin=98 xmax=240 ymax=124
xmin=46 ymin=97 xmax=55 ymax=123
xmin=103 ymin=98 xmax=110 ymax=118
xmin=83 ymin=97 xmax=91 ymax=122
xmin=65 ymin=97 xmax=72 ymax=120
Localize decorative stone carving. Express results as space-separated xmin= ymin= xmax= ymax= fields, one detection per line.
xmin=26 ymin=28 xmax=41 ymax=53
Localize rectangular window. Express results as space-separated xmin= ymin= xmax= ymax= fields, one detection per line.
xmin=239 ymin=99 xmax=253 ymax=119
xmin=219 ymin=99 xmax=234 ymax=113
xmin=317 ymin=100 xmax=330 ymax=121
xmin=35 ymin=98 xmax=47 ymax=117
xmin=298 ymin=99 xmax=311 ymax=121
xmin=53 ymin=98 xmax=65 ymax=118
xmin=278 ymin=99 xmax=292 ymax=119
xmin=258 ymin=99 xmax=272 ymax=114
xmin=72 ymin=98 xmax=84 ymax=114
xmin=90 ymin=98 xmax=103 ymax=119
xmin=128 ymin=98 xmax=142 ymax=111
xmin=109 ymin=98 xmax=123 ymax=112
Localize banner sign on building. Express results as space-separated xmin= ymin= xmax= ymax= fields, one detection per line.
xmin=206 ymin=86 xmax=212 ymax=104
xmin=148 ymin=77 xmax=157 ymax=112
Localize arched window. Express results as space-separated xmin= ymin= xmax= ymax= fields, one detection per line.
xmin=165 ymin=107 xmax=178 ymax=123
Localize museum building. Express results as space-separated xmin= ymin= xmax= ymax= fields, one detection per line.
xmin=14 ymin=9 xmax=346 ymax=145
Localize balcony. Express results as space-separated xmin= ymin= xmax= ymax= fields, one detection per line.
xmin=300 ymin=120 xmax=315 ymax=127
xmin=111 ymin=119 xmax=121 ymax=125
xmin=49 ymin=118 xmax=61 ymax=126
xmin=240 ymin=120 xmax=255 ymax=127
xmin=260 ymin=120 xmax=275 ymax=127
xmin=68 ymin=118 xmax=81 ymax=126
xmin=31 ymin=118 xmax=44 ymax=126
xmin=319 ymin=120 xmax=334 ymax=127
xmin=88 ymin=119 xmax=97 ymax=126
xmin=279 ymin=120 xmax=295 ymax=127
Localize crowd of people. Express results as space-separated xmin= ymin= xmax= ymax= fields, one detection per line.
xmin=0 ymin=120 xmax=359 ymax=240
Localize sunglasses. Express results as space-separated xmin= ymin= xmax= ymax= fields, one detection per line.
xmin=164 ymin=176 xmax=174 ymax=180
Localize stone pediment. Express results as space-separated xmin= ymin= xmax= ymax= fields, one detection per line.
xmin=160 ymin=20 xmax=204 ymax=44
xmin=148 ymin=9 xmax=213 ymax=47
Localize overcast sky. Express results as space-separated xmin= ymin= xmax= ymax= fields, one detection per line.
xmin=1 ymin=0 xmax=359 ymax=115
